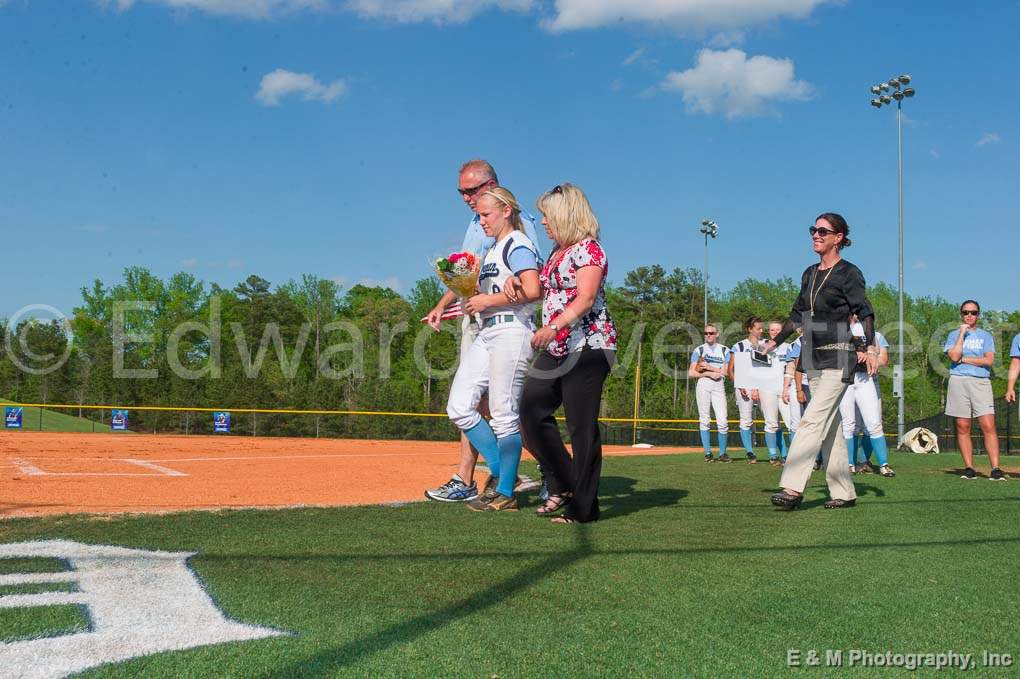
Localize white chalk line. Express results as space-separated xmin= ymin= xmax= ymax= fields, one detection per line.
xmin=121 ymin=459 xmax=188 ymax=477
xmin=8 ymin=451 xmax=459 ymax=464
xmin=9 ymin=458 xmax=46 ymax=476
xmin=5 ymin=458 xmax=187 ymax=478
xmin=147 ymin=451 xmax=458 ymax=463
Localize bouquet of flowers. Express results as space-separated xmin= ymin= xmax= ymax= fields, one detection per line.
xmin=433 ymin=251 xmax=482 ymax=325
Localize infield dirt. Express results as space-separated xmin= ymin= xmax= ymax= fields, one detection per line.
xmin=0 ymin=432 xmax=698 ymax=518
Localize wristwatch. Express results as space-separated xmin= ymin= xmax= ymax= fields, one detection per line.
xmin=549 ymin=322 xmax=559 ymax=332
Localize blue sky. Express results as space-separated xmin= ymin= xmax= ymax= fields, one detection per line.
xmin=1 ymin=0 xmax=1017 ymax=322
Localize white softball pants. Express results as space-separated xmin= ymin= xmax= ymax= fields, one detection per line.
xmin=696 ymin=378 xmax=729 ymax=432
xmin=839 ymin=373 xmax=883 ymax=439
xmin=758 ymin=390 xmax=792 ymax=434
xmin=447 ymin=322 xmax=534 ymax=438
xmin=735 ymin=388 xmax=755 ymax=430
xmin=787 ymin=381 xmax=810 ymax=432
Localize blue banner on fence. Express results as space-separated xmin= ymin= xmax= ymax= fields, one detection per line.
xmin=5 ymin=407 xmax=22 ymax=429
xmin=213 ymin=411 xmax=231 ymax=433
xmin=111 ymin=409 xmax=129 ymax=431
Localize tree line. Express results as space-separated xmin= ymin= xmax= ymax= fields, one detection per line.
xmin=2 ymin=265 xmax=1017 ymax=440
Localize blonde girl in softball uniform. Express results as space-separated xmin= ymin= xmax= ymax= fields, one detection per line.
xmin=447 ymin=187 xmax=541 ymax=512
xmin=689 ymin=323 xmax=730 ymax=462
xmin=727 ymin=316 xmax=764 ymax=463
xmin=838 ymin=315 xmax=894 ymax=477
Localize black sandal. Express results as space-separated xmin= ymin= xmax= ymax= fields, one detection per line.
xmin=536 ymin=494 xmax=570 ymax=516
xmin=770 ymin=490 xmax=804 ymax=509
xmin=823 ymin=498 xmax=856 ymax=509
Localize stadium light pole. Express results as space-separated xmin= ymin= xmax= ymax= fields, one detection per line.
xmin=870 ymin=74 xmax=916 ymax=443
xmin=699 ymin=220 xmax=718 ymax=328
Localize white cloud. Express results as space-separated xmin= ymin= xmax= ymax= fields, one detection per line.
xmin=180 ymin=258 xmax=200 ymax=269
xmin=976 ymin=132 xmax=1001 ymax=147
xmin=347 ymin=0 xmax=533 ymax=23
xmin=912 ymin=260 xmax=928 ymax=271
xmin=103 ymin=0 xmax=328 ymax=19
xmin=660 ymin=48 xmax=812 ymax=119
xmin=623 ymin=47 xmax=646 ymax=66
xmin=255 ymin=69 xmax=347 ymax=106
xmin=610 ymin=78 xmax=624 ymax=92
xmin=929 ymin=149 xmax=940 ymax=159
xmin=543 ymin=0 xmax=831 ymax=33
xmin=706 ymin=30 xmax=745 ymax=47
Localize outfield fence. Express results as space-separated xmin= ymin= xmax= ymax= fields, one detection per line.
xmin=3 ymin=401 xmax=1017 ymax=454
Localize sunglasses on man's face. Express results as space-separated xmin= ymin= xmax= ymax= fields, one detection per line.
xmin=704 ymin=331 xmax=717 ymax=336
xmin=458 ymin=180 xmax=490 ymax=197
xmin=809 ymin=226 xmax=838 ymax=237
xmin=961 ymin=310 xmax=979 ymax=317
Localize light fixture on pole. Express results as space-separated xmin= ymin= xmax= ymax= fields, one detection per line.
xmin=699 ymin=219 xmax=718 ymax=328
xmin=870 ymin=73 xmax=916 ymax=443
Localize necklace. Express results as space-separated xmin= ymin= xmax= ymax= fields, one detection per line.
xmin=808 ymin=263 xmax=837 ymax=318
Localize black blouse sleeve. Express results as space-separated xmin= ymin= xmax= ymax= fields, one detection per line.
xmin=845 ymin=263 xmax=874 ymax=320
xmin=789 ymin=265 xmax=813 ymax=326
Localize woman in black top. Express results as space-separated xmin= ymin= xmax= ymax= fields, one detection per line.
xmin=762 ymin=213 xmax=879 ymax=509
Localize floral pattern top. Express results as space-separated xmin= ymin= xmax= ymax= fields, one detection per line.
xmin=540 ymin=238 xmax=618 ymax=357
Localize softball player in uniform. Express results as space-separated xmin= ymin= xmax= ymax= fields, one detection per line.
xmin=759 ymin=320 xmax=794 ymax=464
xmin=447 ymin=188 xmax=541 ymax=511
xmin=727 ymin=317 xmax=764 ymax=463
xmin=782 ymin=334 xmax=810 ymax=437
xmin=689 ymin=325 xmax=730 ymax=462
xmin=838 ymin=318 xmax=894 ymax=476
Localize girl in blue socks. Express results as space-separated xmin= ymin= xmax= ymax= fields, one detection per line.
xmin=446 ymin=187 xmax=542 ymax=511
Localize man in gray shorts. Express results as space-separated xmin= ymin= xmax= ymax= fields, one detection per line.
xmin=944 ymin=300 xmax=1006 ymax=480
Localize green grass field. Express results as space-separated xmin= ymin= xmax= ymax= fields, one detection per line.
xmin=1 ymin=400 xmax=113 ymax=433
xmin=1 ymin=452 xmax=1018 ymax=677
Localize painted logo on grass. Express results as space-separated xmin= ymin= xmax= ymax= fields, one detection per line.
xmin=0 ymin=540 xmax=285 ymax=678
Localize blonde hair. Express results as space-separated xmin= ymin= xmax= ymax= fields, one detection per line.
xmin=478 ymin=187 xmax=524 ymax=232
xmin=536 ymin=182 xmax=600 ymax=246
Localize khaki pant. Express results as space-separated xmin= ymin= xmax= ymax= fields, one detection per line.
xmin=779 ymin=368 xmax=856 ymax=501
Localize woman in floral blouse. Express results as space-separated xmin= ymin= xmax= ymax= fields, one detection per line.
xmin=515 ymin=183 xmax=617 ymax=524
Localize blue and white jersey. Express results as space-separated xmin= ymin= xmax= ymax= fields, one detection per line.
xmin=850 ymin=321 xmax=888 ymax=384
xmin=691 ymin=342 xmax=730 ymax=374
xmin=849 ymin=321 xmax=889 ymax=350
xmin=479 ymin=230 xmax=538 ymax=323
xmin=1011 ymin=333 xmax=1020 ymax=358
xmin=463 ymin=210 xmax=543 ymax=263
xmin=730 ymin=339 xmax=759 ymax=354
xmin=944 ymin=328 xmax=995 ymax=378
xmin=784 ymin=337 xmax=809 ymax=385
xmin=785 ymin=337 xmax=802 ymax=362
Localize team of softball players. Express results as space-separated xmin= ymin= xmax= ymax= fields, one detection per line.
xmin=689 ymin=315 xmax=896 ymax=476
